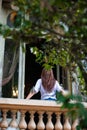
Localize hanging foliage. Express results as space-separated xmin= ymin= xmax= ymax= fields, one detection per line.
xmin=0 ymin=0 xmax=87 ymax=73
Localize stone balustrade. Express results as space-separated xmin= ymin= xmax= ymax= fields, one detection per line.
xmin=0 ymin=98 xmax=87 ymax=130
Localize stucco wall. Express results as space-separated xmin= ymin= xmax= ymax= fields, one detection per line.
xmin=0 ymin=0 xmax=11 ymax=96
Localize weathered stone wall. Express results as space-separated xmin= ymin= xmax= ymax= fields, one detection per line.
xmin=0 ymin=0 xmax=10 ymax=96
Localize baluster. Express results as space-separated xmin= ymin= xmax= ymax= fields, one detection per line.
xmin=72 ymin=118 xmax=79 ymax=130
xmin=55 ymin=112 xmax=63 ymax=130
xmin=64 ymin=114 xmax=71 ymax=130
xmin=18 ymin=110 xmax=27 ymax=130
xmin=9 ymin=110 xmax=18 ymax=128
xmin=0 ymin=109 xmax=8 ymax=130
xmin=37 ymin=111 xmax=45 ymax=130
xmin=28 ymin=111 xmax=36 ymax=130
xmin=46 ymin=112 xmax=54 ymax=130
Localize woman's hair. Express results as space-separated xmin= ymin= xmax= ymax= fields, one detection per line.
xmin=41 ymin=68 xmax=56 ymax=92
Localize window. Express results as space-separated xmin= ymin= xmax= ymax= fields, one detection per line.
xmin=2 ymin=12 xmax=19 ymax=98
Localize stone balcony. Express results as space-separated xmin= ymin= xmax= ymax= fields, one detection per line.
xmin=0 ymin=98 xmax=87 ymax=130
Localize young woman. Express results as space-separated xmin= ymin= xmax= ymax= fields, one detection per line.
xmin=26 ymin=68 xmax=67 ymax=100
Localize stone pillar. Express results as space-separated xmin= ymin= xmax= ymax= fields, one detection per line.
xmin=18 ymin=43 xmax=25 ymax=99
xmin=0 ymin=0 xmax=5 ymax=97
xmin=0 ymin=37 xmax=5 ymax=97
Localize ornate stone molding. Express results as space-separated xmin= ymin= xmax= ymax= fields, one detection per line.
xmin=2 ymin=0 xmax=12 ymax=9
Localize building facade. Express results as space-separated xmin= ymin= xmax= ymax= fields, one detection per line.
xmin=0 ymin=0 xmax=71 ymax=99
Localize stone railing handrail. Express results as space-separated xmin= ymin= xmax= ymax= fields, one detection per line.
xmin=0 ymin=98 xmax=87 ymax=130
xmin=0 ymin=98 xmax=63 ymax=111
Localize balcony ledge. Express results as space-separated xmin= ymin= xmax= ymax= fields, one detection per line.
xmin=0 ymin=98 xmax=63 ymax=111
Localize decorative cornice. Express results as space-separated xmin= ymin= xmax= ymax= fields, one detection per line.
xmin=2 ymin=0 xmax=13 ymax=9
xmin=2 ymin=0 xmax=12 ymax=3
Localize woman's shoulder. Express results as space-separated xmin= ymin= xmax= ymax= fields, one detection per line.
xmin=37 ymin=78 xmax=42 ymax=83
xmin=55 ymin=80 xmax=59 ymax=84
xmin=55 ymin=80 xmax=61 ymax=87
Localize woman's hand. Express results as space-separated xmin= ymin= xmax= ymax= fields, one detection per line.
xmin=62 ymin=90 xmax=70 ymax=97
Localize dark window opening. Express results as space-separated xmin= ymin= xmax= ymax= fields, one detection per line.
xmin=24 ymin=44 xmax=57 ymax=99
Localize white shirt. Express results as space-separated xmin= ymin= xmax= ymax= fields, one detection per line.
xmin=33 ymin=79 xmax=62 ymax=100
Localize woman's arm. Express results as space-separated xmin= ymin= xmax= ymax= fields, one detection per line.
xmin=26 ymin=88 xmax=36 ymax=99
xmin=61 ymin=89 xmax=70 ymax=96
xmin=26 ymin=79 xmax=41 ymax=99
xmin=26 ymin=91 xmax=36 ymax=99
xmin=56 ymin=81 xmax=69 ymax=96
